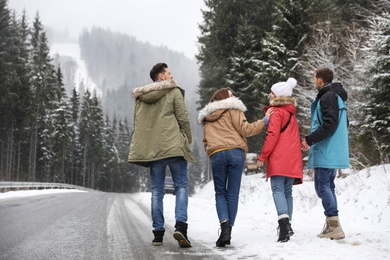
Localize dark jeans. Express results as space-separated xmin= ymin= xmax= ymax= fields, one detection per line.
xmin=314 ymin=168 xmax=339 ymax=217
xmin=210 ymin=148 xmax=245 ymax=226
xmin=150 ymin=156 xmax=189 ymax=231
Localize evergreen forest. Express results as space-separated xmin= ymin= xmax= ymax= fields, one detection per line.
xmin=197 ymin=0 xmax=389 ymax=167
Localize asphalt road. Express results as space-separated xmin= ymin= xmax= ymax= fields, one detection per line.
xmin=0 ymin=192 xmax=224 ymax=260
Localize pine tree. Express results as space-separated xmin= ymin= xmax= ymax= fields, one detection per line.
xmin=89 ymin=90 xmax=105 ymax=189
xmin=226 ymin=23 xmax=268 ymax=153
xmin=227 ymin=23 xmax=265 ymax=120
xmin=79 ymin=89 xmax=92 ymax=187
xmin=116 ymin=119 xmax=133 ymax=192
xmin=188 ymin=141 xmax=203 ymax=196
xmin=79 ymin=89 xmax=105 ymax=189
xmin=101 ymin=114 xmax=118 ymax=191
xmin=197 ymin=0 xmax=275 ymax=153
xmin=12 ymin=10 xmax=34 ymax=181
xmin=0 ymin=0 xmax=16 ymax=180
xmin=50 ymin=67 xmax=72 ymax=182
xmin=30 ymin=13 xmax=61 ymax=181
xmin=0 ymin=3 xmax=33 ymax=181
xmin=197 ymin=0 xmax=273 ymax=107
xmin=68 ymin=87 xmax=82 ymax=185
xmin=259 ymin=0 xmax=312 ymax=83
xmin=359 ymin=3 xmax=390 ymax=164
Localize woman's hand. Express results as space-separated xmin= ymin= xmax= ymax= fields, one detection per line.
xmin=265 ymin=107 xmax=274 ymax=119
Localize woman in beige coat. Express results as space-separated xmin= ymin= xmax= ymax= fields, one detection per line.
xmin=198 ymin=88 xmax=272 ymax=247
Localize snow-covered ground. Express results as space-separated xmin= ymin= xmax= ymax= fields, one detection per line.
xmin=1 ymin=164 xmax=389 ymax=259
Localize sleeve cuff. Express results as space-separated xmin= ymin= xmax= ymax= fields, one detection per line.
xmin=263 ymin=117 xmax=269 ymax=126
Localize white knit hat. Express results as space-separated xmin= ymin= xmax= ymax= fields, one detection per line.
xmin=271 ymin=78 xmax=297 ymax=97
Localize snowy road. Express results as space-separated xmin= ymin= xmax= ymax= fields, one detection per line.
xmin=0 ymin=192 xmax=223 ymax=260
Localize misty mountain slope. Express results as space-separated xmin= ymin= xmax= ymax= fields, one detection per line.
xmin=50 ymin=27 xmax=201 ymax=124
xmin=79 ymin=28 xmax=203 ymax=142
xmin=51 ymin=43 xmax=100 ymax=96
xmin=78 ymin=28 xmax=199 ymax=92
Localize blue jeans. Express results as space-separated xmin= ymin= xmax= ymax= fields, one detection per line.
xmin=314 ymin=168 xmax=338 ymax=217
xmin=150 ymin=156 xmax=189 ymax=231
xmin=210 ymin=149 xmax=245 ymax=226
xmin=270 ymin=176 xmax=294 ymax=220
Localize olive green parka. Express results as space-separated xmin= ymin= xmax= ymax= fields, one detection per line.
xmin=128 ymin=79 xmax=195 ymax=167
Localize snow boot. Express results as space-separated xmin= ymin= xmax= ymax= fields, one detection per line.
xmin=277 ymin=217 xmax=293 ymax=242
xmin=288 ymin=220 xmax=294 ymax=237
xmin=152 ymin=230 xmax=164 ymax=246
xmin=225 ymin=226 xmax=232 ymax=245
xmin=216 ymin=221 xmax=231 ymax=247
xmin=318 ymin=216 xmax=345 ymax=240
xmin=173 ymin=221 xmax=192 ymax=248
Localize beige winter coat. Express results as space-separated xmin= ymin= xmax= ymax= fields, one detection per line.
xmin=198 ymin=97 xmax=267 ymax=156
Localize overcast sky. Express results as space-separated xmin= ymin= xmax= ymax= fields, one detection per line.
xmin=7 ymin=0 xmax=206 ymax=59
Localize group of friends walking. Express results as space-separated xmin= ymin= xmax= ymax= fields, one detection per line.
xmin=128 ymin=63 xmax=349 ymax=248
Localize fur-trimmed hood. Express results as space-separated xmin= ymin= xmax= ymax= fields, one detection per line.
xmin=132 ymin=79 xmax=184 ymax=103
xmin=269 ymin=96 xmax=297 ymax=115
xmin=198 ymin=97 xmax=247 ymax=124
xmin=270 ymin=96 xmax=297 ymax=107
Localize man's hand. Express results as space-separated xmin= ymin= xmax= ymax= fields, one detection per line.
xmin=301 ymin=138 xmax=310 ymax=151
xmin=257 ymin=160 xmax=264 ymax=167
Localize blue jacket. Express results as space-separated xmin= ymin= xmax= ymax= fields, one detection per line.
xmin=307 ymin=83 xmax=350 ymax=169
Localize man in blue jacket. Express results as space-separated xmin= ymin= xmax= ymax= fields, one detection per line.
xmin=301 ymin=68 xmax=349 ymax=240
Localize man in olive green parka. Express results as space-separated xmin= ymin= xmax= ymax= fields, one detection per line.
xmin=128 ymin=63 xmax=195 ymax=248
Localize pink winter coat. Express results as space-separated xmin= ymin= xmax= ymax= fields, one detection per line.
xmin=258 ymin=97 xmax=303 ymax=184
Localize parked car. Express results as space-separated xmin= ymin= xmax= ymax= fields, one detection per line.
xmin=244 ymin=153 xmax=261 ymax=175
xmin=165 ymin=176 xmax=175 ymax=195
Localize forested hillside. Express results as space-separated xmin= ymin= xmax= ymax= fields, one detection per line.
xmin=0 ymin=1 xmax=204 ymax=194
xmin=197 ymin=0 xmax=389 ymax=167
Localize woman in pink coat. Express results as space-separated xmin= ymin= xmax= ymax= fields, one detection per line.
xmin=257 ymin=78 xmax=303 ymax=243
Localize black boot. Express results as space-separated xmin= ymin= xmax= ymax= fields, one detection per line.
xmin=225 ymin=226 xmax=232 ymax=245
xmin=216 ymin=221 xmax=231 ymax=247
xmin=173 ymin=221 xmax=191 ymax=248
xmin=277 ymin=218 xmax=293 ymax=242
xmin=288 ymin=222 xmax=294 ymax=237
xmin=152 ymin=230 xmax=164 ymax=246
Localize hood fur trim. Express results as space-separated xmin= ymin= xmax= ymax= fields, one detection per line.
xmin=270 ymin=96 xmax=297 ymax=107
xmin=198 ymin=97 xmax=247 ymax=124
xmin=132 ymin=79 xmax=179 ymax=99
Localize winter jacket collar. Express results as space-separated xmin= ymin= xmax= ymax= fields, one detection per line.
xmin=316 ymin=82 xmax=348 ymax=101
xmin=270 ymin=96 xmax=296 ymax=107
xmin=269 ymin=96 xmax=297 ymax=115
xmin=197 ymin=97 xmax=247 ymax=124
xmin=132 ymin=79 xmax=184 ymax=104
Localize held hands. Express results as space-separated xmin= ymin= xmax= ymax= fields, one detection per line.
xmin=257 ymin=160 xmax=264 ymax=167
xmin=301 ymin=138 xmax=310 ymax=151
